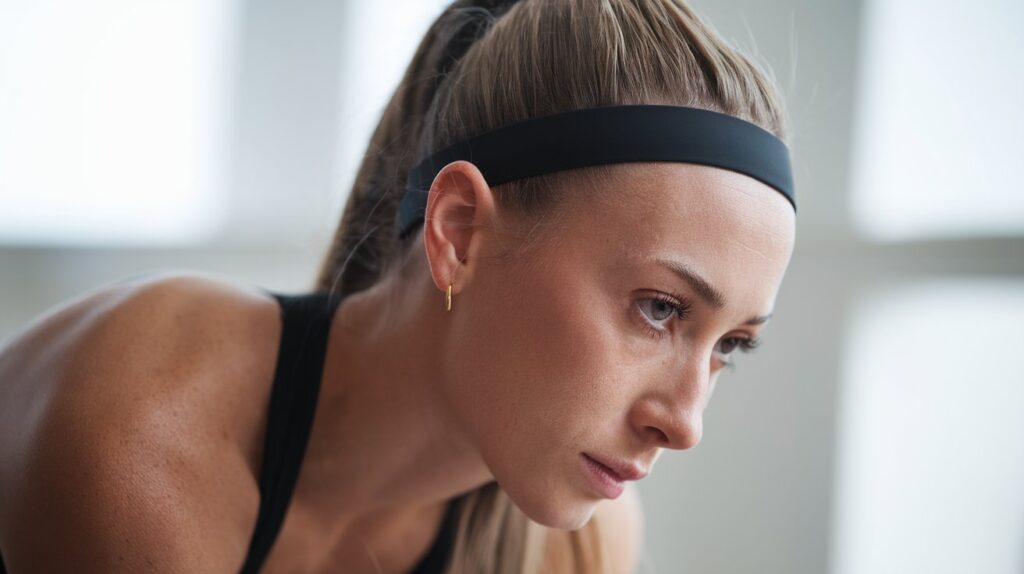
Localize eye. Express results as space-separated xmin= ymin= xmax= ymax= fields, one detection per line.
xmin=636 ymin=292 xmax=692 ymax=338
xmin=634 ymin=294 xmax=765 ymax=372
xmin=717 ymin=336 xmax=763 ymax=370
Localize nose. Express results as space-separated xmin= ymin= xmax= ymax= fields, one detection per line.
xmin=630 ymin=354 xmax=711 ymax=450
xmin=634 ymin=401 xmax=704 ymax=450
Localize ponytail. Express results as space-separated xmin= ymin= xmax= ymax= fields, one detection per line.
xmin=313 ymin=0 xmax=522 ymax=296
xmin=313 ymin=1 xmax=791 ymax=572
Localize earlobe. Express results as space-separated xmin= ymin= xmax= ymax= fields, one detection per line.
xmin=421 ymin=160 xmax=497 ymax=300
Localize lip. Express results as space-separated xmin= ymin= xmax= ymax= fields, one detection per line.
xmin=580 ymin=453 xmax=649 ymax=500
xmin=581 ymin=454 xmax=624 ymax=499
xmin=582 ymin=452 xmax=649 ymax=481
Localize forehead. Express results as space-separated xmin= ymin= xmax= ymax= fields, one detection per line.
xmin=580 ymin=161 xmax=792 ymax=242
xmin=556 ymin=161 xmax=795 ymax=302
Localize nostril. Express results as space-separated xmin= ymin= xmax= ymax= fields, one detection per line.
xmin=646 ymin=426 xmax=670 ymax=444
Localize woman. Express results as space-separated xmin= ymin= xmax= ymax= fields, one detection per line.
xmin=0 ymin=0 xmax=797 ymax=572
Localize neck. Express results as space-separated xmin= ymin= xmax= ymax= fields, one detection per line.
xmin=289 ymin=257 xmax=493 ymax=534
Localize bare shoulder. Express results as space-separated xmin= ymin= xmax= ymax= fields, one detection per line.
xmin=0 ymin=271 xmax=282 ymax=572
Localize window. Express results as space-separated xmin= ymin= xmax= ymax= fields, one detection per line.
xmin=832 ymin=0 xmax=1024 ymax=572
xmin=847 ymin=0 xmax=1024 ymax=242
xmin=0 ymin=0 xmax=238 ymax=246
xmin=832 ymin=279 xmax=1024 ymax=574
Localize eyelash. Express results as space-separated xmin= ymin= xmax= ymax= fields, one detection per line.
xmin=636 ymin=292 xmax=763 ymax=369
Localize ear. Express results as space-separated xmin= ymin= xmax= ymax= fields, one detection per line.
xmin=421 ymin=160 xmax=499 ymax=298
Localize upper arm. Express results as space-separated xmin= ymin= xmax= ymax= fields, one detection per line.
xmin=2 ymin=407 xmax=235 ymax=573
xmin=0 ymin=273 xmax=259 ymax=572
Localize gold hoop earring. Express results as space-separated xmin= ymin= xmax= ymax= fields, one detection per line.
xmin=446 ymin=282 xmax=453 ymax=312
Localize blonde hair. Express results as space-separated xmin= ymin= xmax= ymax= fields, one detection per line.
xmin=313 ymin=0 xmax=790 ymax=571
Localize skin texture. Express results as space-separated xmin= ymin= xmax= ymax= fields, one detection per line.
xmin=415 ymin=159 xmax=796 ymax=528
xmin=0 ymin=159 xmax=793 ymax=573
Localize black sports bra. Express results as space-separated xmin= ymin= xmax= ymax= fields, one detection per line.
xmin=240 ymin=290 xmax=462 ymax=573
xmin=0 ymin=290 xmax=461 ymax=574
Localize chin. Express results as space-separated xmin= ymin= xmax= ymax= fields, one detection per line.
xmin=549 ymin=508 xmax=598 ymax=531
xmin=502 ymin=482 xmax=599 ymax=531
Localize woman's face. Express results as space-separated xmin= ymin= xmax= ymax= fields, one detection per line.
xmin=440 ymin=162 xmax=797 ymax=529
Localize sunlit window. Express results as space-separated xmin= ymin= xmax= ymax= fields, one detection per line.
xmin=831 ymin=279 xmax=1024 ymax=574
xmin=848 ymin=0 xmax=1024 ymax=242
xmin=0 ymin=0 xmax=238 ymax=246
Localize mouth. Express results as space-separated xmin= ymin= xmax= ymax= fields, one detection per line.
xmin=580 ymin=453 xmax=649 ymax=499
xmin=583 ymin=452 xmax=649 ymax=481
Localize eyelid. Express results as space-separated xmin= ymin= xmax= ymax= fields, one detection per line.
xmin=635 ymin=294 xmax=765 ymax=376
xmin=645 ymin=292 xmax=692 ymax=327
xmin=633 ymin=291 xmax=692 ymax=340
xmin=656 ymin=291 xmax=692 ymax=317
xmin=637 ymin=290 xmax=765 ymax=347
xmin=716 ymin=334 xmax=763 ymax=367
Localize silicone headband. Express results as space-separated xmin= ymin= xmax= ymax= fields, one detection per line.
xmin=396 ymin=104 xmax=795 ymax=240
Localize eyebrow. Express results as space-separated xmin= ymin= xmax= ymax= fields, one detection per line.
xmin=656 ymin=257 xmax=774 ymax=326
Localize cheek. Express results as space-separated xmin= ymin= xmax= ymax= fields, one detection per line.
xmin=443 ymin=283 xmax=589 ymax=453
xmin=459 ymin=270 xmax=622 ymax=433
xmin=440 ymin=268 xmax=630 ymax=523
xmin=531 ymin=283 xmax=628 ymax=424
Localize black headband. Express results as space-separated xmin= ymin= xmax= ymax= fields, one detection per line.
xmin=396 ymin=104 xmax=796 ymax=240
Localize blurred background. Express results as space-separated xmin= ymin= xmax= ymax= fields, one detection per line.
xmin=1 ymin=0 xmax=1022 ymax=572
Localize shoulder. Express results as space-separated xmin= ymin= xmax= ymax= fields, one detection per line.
xmin=0 ymin=271 xmax=279 ymax=396
xmin=0 ymin=272 xmax=281 ymax=571
xmin=0 ymin=271 xmax=281 ymax=455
